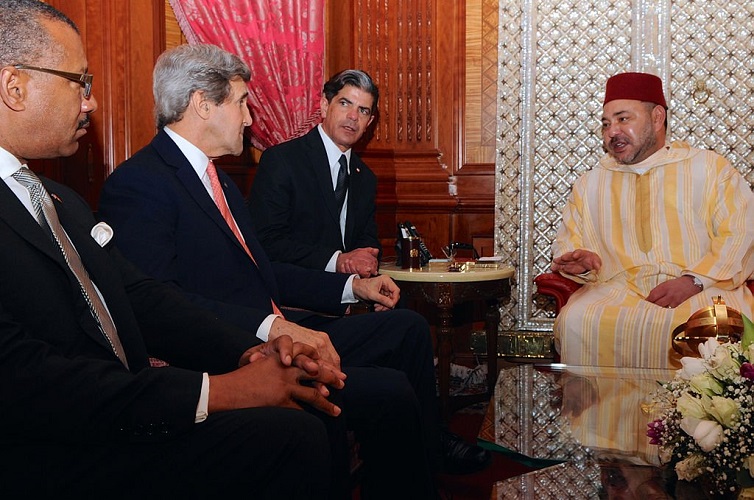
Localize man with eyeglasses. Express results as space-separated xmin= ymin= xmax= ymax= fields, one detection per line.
xmin=13 ymin=63 xmax=93 ymax=99
xmin=0 ymin=1 xmax=341 ymax=498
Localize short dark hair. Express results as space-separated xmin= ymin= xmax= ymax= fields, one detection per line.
xmin=0 ymin=0 xmax=78 ymax=68
xmin=322 ymin=69 xmax=379 ymax=114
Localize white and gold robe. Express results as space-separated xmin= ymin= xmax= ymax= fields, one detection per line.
xmin=552 ymin=141 xmax=754 ymax=368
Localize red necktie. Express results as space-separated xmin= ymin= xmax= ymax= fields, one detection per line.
xmin=206 ymin=161 xmax=283 ymax=317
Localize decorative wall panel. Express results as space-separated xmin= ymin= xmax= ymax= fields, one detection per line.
xmin=353 ymin=0 xmax=435 ymax=147
xmin=495 ymin=1 xmax=524 ymax=331
xmin=465 ymin=0 xmax=501 ymax=165
xmin=496 ymin=0 xmax=633 ymax=331
xmin=495 ymin=0 xmax=754 ymax=333
xmin=669 ymin=0 xmax=754 ymax=186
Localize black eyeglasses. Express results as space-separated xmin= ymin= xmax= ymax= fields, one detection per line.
xmin=14 ymin=64 xmax=93 ymax=98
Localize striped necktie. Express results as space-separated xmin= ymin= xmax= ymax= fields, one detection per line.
xmin=13 ymin=167 xmax=129 ymax=368
xmin=206 ymin=161 xmax=283 ymax=317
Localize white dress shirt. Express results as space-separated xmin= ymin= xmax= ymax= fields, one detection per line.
xmin=317 ymin=124 xmax=352 ymax=272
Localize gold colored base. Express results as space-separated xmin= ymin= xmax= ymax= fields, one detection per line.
xmin=470 ymin=330 xmax=555 ymax=359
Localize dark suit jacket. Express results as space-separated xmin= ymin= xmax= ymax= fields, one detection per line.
xmin=98 ymin=129 xmax=351 ymax=333
xmin=248 ymin=127 xmax=381 ymax=270
xmin=0 ymin=175 xmax=252 ymax=446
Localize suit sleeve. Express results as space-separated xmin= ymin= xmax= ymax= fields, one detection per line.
xmin=271 ymin=261 xmax=350 ymax=316
xmin=0 ymin=181 xmax=255 ymax=445
xmin=250 ymin=147 xmax=342 ymax=269
xmin=0 ymin=306 xmax=203 ymax=444
xmin=348 ymin=157 xmax=381 ymax=255
xmin=98 ymin=165 xmax=275 ymax=334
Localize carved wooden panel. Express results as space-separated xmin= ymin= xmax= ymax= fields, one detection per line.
xmin=464 ymin=0 xmax=499 ymax=166
xmin=38 ymin=0 xmax=162 ymax=209
xmin=350 ymin=0 xmax=435 ymax=147
xmin=326 ymin=0 xmax=495 ymax=262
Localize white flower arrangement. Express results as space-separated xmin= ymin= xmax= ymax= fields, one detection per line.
xmin=647 ymin=331 xmax=754 ymax=498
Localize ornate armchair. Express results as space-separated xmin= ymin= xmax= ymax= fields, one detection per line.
xmin=534 ymin=272 xmax=754 ymax=315
xmin=533 ymin=272 xmax=583 ymax=315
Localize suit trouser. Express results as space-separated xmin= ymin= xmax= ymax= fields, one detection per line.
xmin=299 ymin=309 xmax=439 ymax=499
xmin=2 ymin=407 xmax=330 ymax=500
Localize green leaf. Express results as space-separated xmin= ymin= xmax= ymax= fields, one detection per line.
xmin=742 ymin=313 xmax=754 ymax=350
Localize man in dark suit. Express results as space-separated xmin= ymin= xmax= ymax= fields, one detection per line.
xmin=98 ymin=44 xmax=492 ymax=494
xmin=0 ymin=1 xmax=345 ymax=498
xmin=249 ymin=69 xmax=381 ymax=278
xmin=98 ymin=44 xmax=448 ymax=499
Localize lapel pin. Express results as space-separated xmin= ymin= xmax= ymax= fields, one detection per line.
xmin=51 ymin=193 xmax=62 ymax=203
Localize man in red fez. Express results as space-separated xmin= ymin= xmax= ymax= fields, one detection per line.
xmin=549 ymin=71 xmax=754 ymax=368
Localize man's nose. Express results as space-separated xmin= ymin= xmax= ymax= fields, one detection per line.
xmin=82 ymin=93 xmax=98 ymax=113
xmin=244 ymin=105 xmax=253 ymax=126
xmin=603 ymin=123 xmax=619 ymax=137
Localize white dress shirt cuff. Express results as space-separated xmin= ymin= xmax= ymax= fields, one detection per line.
xmin=255 ymin=313 xmax=280 ymax=342
xmin=326 ymin=251 xmax=341 ymax=273
xmin=342 ymin=274 xmax=358 ymax=303
xmin=195 ymin=372 xmax=209 ymax=423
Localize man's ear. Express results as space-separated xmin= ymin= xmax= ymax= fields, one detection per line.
xmin=0 ymin=66 xmax=27 ymax=111
xmin=190 ymin=90 xmax=210 ymax=120
xmin=319 ymin=95 xmax=329 ymax=118
xmin=651 ymin=105 xmax=666 ymax=132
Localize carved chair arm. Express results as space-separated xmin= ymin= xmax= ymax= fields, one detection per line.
xmin=534 ymin=272 xmax=583 ymax=315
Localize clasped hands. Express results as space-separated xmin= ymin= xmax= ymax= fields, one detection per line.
xmin=208 ymin=335 xmax=346 ymax=418
xmin=337 ymin=247 xmax=380 ymax=277
xmin=552 ymin=248 xmax=702 ymax=308
xmin=213 ymin=273 xmax=400 ymax=419
xmin=266 ymin=273 xmax=399 ymax=367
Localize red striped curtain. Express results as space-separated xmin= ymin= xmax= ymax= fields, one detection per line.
xmin=168 ymin=0 xmax=325 ymax=150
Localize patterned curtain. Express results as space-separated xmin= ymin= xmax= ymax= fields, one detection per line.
xmin=168 ymin=0 xmax=325 ymax=150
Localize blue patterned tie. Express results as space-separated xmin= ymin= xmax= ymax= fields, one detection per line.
xmin=13 ymin=167 xmax=129 ymax=368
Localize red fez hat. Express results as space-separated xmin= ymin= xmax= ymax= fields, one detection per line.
xmin=603 ymin=72 xmax=667 ymax=108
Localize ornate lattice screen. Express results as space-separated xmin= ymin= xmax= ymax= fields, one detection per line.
xmin=496 ymin=0 xmax=754 ymax=334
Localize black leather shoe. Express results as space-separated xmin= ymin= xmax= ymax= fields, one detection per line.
xmin=439 ymin=430 xmax=492 ymax=475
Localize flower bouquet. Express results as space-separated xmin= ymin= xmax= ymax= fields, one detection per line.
xmin=647 ymin=319 xmax=754 ymax=499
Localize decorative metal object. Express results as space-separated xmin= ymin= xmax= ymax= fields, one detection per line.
xmin=671 ymin=296 xmax=744 ymax=357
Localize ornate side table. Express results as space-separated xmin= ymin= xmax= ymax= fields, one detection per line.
xmin=380 ymin=262 xmax=514 ymax=422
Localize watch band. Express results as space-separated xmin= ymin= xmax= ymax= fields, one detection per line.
xmin=684 ymin=274 xmax=704 ymax=290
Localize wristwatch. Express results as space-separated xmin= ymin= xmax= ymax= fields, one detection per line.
xmin=684 ymin=274 xmax=704 ymax=290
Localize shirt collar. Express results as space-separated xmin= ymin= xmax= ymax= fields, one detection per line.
xmin=163 ymin=126 xmax=211 ymax=178
xmin=317 ymin=124 xmax=351 ymax=171
xmin=0 ymin=145 xmax=26 ymax=180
